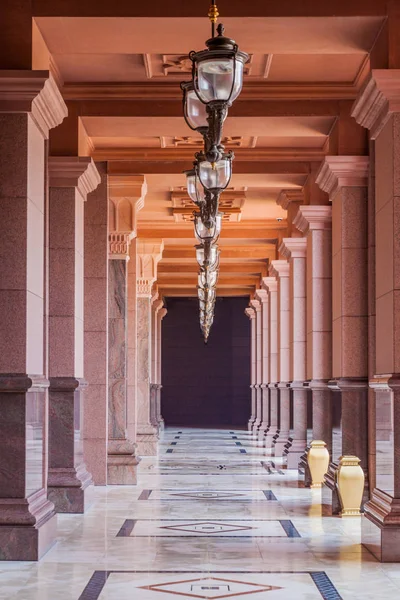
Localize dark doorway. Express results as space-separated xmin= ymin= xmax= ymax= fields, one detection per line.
xmin=161 ymin=297 xmax=251 ymax=428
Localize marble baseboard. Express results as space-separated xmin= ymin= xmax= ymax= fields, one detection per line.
xmin=107 ymin=454 xmax=140 ymax=485
xmin=48 ymin=482 xmax=95 ymax=514
xmin=286 ymin=450 xmax=305 ymax=470
xmin=137 ymin=434 xmax=159 ymax=456
xmin=362 ymin=513 xmax=400 ymax=562
xmin=0 ymin=512 xmax=57 ymax=561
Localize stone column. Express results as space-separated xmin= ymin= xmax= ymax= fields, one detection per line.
xmin=47 ymin=157 xmax=100 ymax=512
xmin=293 ymin=206 xmax=333 ymax=454
xmin=263 ymin=276 xmax=279 ymax=447
xmin=136 ymin=240 xmax=164 ymax=455
xmin=270 ymin=260 xmax=291 ymax=456
xmin=352 ymin=70 xmax=400 ymax=561
xmin=316 ymin=156 xmax=369 ymax=511
xmin=255 ymin=289 xmax=270 ymax=441
xmin=150 ymin=294 xmax=163 ymax=430
xmin=156 ymin=306 xmax=167 ymax=429
xmin=107 ymin=176 xmax=146 ymax=483
xmin=83 ymin=163 xmax=109 ymax=485
xmin=245 ymin=307 xmax=256 ymax=431
xmin=0 ymin=71 xmax=67 ymax=559
xmin=250 ymin=299 xmax=262 ymax=434
xmin=280 ymin=237 xmax=308 ymax=468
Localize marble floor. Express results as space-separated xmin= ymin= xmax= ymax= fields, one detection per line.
xmin=2 ymin=428 xmax=400 ymax=599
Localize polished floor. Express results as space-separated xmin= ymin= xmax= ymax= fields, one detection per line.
xmin=1 ymin=428 xmax=400 ymax=599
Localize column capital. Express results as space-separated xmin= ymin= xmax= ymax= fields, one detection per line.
xmin=108 ymin=175 xmax=147 ymax=257
xmin=137 ymin=239 xmax=164 ymax=297
xmin=255 ymin=288 xmax=268 ymax=303
xmin=315 ymin=156 xmax=369 ymax=201
xmin=262 ymin=276 xmax=277 ymax=293
xmin=352 ymin=70 xmax=400 ymax=139
xmin=270 ymin=259 xmax=289 ymax=278
xmin=279 ymin=237 xmax=307 ymax=259
xmin=108 ymin=233 xmax=132 ymax=259
xmin=293 ymin=205 xmax=332 ymax=235
xmin=48 ymin=156 xmax=101 ymax=199
xmin=0 ymin=71 xmax=67 ymax=137
xmin=250 ymin=299 xmax=261 ymax=312
xmin=245 ymin=307 xmax=255 ymax=319
xmin=277 ymin=189 xmax=304 ymax=210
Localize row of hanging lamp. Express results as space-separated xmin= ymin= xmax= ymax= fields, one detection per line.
xmin=181 ymin=0 xmax=248 ymax=341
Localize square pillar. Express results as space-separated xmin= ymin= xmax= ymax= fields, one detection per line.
xmin=83 ymin=163 xmax=109 ymax=485
xmin=294 ymin=206 xmax=333 ymax=455
xmin=316 ymin=156 xmax=370 ymax=512
xmin=280 ymin=237 xmax=308 ymax=468
xmin=250 ymin=299 xmax=262 ymax=435
xmin=107 ymin=176 xmax=146 ymax=483
xmin=263 ymin=277 xmax=279 ymax=448
xmin=270 ymin=260 xmax=291 ymax=457
xmin=255 ymin=289 xmax=270 ymax=441
xmin=245 ymin=307 xmax=256 ymax=431
xmin=353 ymin=69 xmax=400 ymax=560
xmin=136 ymin=240 xmax=164 ymax=455
xmin=0 ymin=71 xmax=67 ymax=560
xmin=48 ymin=157 xmax=100 ymax=512
xmin=156 ymin=307 xmax=167 ymax=429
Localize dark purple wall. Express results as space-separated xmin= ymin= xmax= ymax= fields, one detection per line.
xmin=161 ymin=297 xmax=251 ymax=428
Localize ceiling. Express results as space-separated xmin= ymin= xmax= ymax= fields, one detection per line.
xmin=34 ymin=10 xmax=382 ymax=297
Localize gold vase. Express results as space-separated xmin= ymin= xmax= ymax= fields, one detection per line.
xmin=307 ymin=440 xmax=329 ymax=488
xmin=336 ymin=455 xmax=364 ymax=517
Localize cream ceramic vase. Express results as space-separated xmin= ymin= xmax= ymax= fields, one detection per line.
xmin=307 ymin=440 xmax=329 ymax=488
xmin=336 ymin=455 xmax=364 ymax=517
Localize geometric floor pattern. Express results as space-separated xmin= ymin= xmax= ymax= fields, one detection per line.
xmin=2 ymin=427 xmax=400 ymax=599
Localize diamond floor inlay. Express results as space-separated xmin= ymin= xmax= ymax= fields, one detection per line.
xmin=1 ymin=427 xmax=399 ymax=599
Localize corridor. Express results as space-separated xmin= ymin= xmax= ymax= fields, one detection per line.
xmin=1 ymin=429 xmax=400 ymax=599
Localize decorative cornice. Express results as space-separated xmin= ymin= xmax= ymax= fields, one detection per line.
xmin=250 ymin=299 xmax=261 ymax=312
xmin=108 ymin=232 xmax=131 ymax=258
xmin=108 ymin=175 xmax=147 ymax=240
xmin=245 ymin=307 xmax=255 ymax=319
xmin=137 ymin=239 xmax=164 ymax=287
xmin=352 ymin=70 xmax=400 ymax=140
xmin=137 ymin=278 xmax=154 ymax=297
xmin=262 ymin=276 xmax=278 ymax=293
xmin=276 ymin=189 xmax=304 ymax=210
xmin=279 ymin=237 xmax=307 ymax=259
xmin=255 ymin=288 xmax=268 ymax=303
xmin=269 ymin=259 xmax=289 ymax=278
xmin=293 ymin=205 xmax=332 ymax=234
xmin=48 ymin=157 xmax=101 ymax=199
xmin=315 ymin=156 xmax=369 ymax=201
xmin=0 ymin=70 xmax=67 ymax=138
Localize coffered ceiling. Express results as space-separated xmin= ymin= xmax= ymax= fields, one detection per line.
xmin=33 ymin=8 xmax=383 ymax=297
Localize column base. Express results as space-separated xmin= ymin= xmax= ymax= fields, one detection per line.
xmin=298 ymin=448 xmax=312 ymax=487
xmin=322 ymin=462 xmax=341 ymax=515
xmin=265 ymin=429 xmax=279 ymax=449
xmin=252 ymin=420 xmax=261 ymax=435
xmin=137 ymin=432 xmax=159 ymax=456
xmin=274 ymin=435 xmax=290 ymax=457
xmin=48 ymin=463 xmax=94 ymax=513
xmin=0 ymin=489 xmax=57 ymax=561
xmin=248 ymin=419 xmax=255 ymax=432
xmin=258 ymin=424 xmax=268 ymax=441
xmin=107 ymin=439 xmax=141 ymax=484
xmin=362 ymin=490 xmax=400 ymax=562
xmin=158 ymin=418 xmax=165 ymax=431
xmin=286 ymin=440 xmax=307 ymax=469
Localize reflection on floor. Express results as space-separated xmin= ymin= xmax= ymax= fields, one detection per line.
xmin=2 ymin=428 xmax=400 ymax=599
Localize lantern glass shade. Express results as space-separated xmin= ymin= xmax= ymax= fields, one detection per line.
xmin=185 ymin=170 xmax=205 ymax=204
xmin=198 ymin=157 xmax=232 ymax=190
xmin=199 ymin=269 xmax=218 ymax=288
xmin=194 ymin=212 xmax=222 ymax=242
xmin=195 ymin=244 xmax=219 ymax=268
xmin=196 ymin=58 xmax=244 ymax=103
xmin=185 ymin=88 xmax=208 ymax=129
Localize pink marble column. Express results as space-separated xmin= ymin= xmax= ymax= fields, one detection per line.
xmin=136 ymin=240 xmax=164 ymax=455
xmin=156 ymin=306 xmax=167 ymax=429
xmin=280 ymin=237 xmax=308 ymax=468
xmin=245 ymin=307 xmax=256 ymax=431
xmin=293 ymin=206 xmax=333 ymax=454
xmin=263 ymin=276 xmax=279 ymax=448
xmin=0 ymin=71 xmax=67 ymax=559
xmin=83 ymin=163 xmax=109 ymax=485
xmin=255 ymin=289 xmax=270 ymax=441
xmin=150 ymin=293 xmax=163 ymax=430
xmin=316 ymin=156 xmax=369 ymax=512
xmin=107 ymin=176 xmax=146 ymax=483
xmin=47 ymin=157 xmax=100 ymax=512
xmin=352 ymin=70 xmax=400 ymax=561
xmin=250 ymin=299 xmax=262 ymax=435
xmin=270 ymin=260 xmax=291 ymax=457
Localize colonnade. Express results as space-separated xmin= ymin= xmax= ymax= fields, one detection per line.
xmin=245 ymin=70 xmax=400 ymax=562
xmin=0 ymin=72 xmax=167 ymax=560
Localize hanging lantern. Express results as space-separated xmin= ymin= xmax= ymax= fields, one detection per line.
xmin=194 ymin=211 xmax=223 ymax=242
xmin=197 ymin=152 xmax=233 ymax=191
xmin=184 ymin=168 xmax=205 ymax=204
